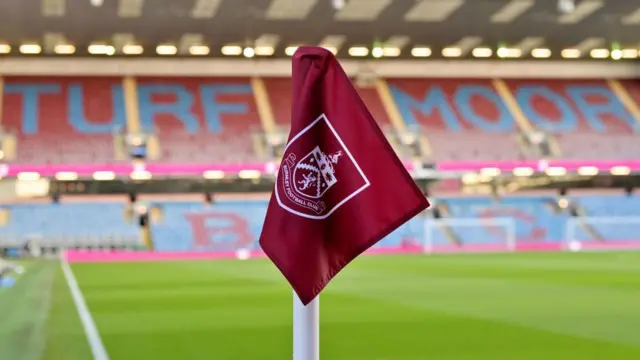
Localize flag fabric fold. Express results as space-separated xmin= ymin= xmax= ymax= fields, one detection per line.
xmin=259 ymin=46 xmax=430 ymax=305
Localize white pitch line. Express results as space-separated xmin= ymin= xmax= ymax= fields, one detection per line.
xmin=61 ymin=260 xmax=110 ymax=360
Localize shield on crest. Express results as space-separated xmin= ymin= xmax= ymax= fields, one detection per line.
xmin=293 ymin=146 xmax=341 ymax=199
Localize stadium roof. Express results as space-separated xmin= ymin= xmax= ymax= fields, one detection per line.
xmin=0 ymin=0 xmax=638 ymax=60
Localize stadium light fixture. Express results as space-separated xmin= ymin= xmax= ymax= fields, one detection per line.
xmin=382 ymin=47 xmax=401 ymax=57
xmin=203 ymin=170 xmax=225 ymax=179
xmin=557 ymin=0 xmax=575 ymax=14
xmin=400 ymin=133 xmax=416 ymax=145
xmin=497 ymin=47 xmax=522 ymax=58
xmin=238 ymin=170 xmax=261 ymax=179
xmin=221 ymin=45 xmax=243 ymax=56
xmin=512 ymin=167 xmax=534 ymax=176
xmin=122 ymin=44 xmax=144 ymax=55
xmin=621 ymin=49 xmax=638 ymax=59
xmin=93 ymin=171 xmax=116 ymax=181
xmin=130 ymin=170 xmax=152 ymax=180
xmin=371 ymin=47 xmax=383 ymax=58
xmin=461 ymin=173 xmax=480 ymax=185
xmin=480 ymin=167 xmax=501 ymax=177
xmin=545 ymin=167 xmax=567 ymax=176
xmin=441 ymin=47 xmax=462 ymax=57
xmin=610 ymin=166 xmax=631 ymax=176
xmin=285 ymin=46 xmax=299 ymax=56
xmin=472 ymin=47 xmax=493 ymax=58
xmin=0 ymin=44 xmax=11 ymax=54
xmin=88 ymin=44 xmax=115 ymax=55
xmin=321 ymin=46 xmax=338 ymax=55
xmin=189 ymin=45 xmax=210 ymax=56
xmin=577 ymin=166 xmax=598 ymax=176
xmin=17 ymin=172 xmax=40 ymax=181
xmin=19 ymin=44 xmax=42 ymax=54
xmin=255 ymin=46 xmax=275 ymax=56
xmin=156 ymin=45 xmax=177 ymax=56
xmin=332 ymin=0 xmax=345 ymax=10
xmin=411 ymin=47 xmax=431 ymax=57
xmin=589 ymin=48 xmax=609 ymax=59
xmin=610 ymin=49 xmax=622 ymax=60
xmin=557 ymin=197 xmax=569 ymax=209
xmin=348 ymin=46 xmax=369 ymax=57
xmin=54 ymin=44 xmax=76 ymax=55
xmin=531 ymin=48 xmax=551 ymax=58
xmin=55 ymin=171 xmax=78 ymax=181
xmin=243 ymin=47 xmax=255 ymax=58
xmin=560 ymin=48 xmax=580 ymax=58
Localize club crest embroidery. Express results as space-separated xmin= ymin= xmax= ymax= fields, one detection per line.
xmin=275 ymin=114 xmax=370 ymax=219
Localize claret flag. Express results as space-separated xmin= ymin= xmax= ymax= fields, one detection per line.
xmin=259 ymin=46 xmax=429 ymax=305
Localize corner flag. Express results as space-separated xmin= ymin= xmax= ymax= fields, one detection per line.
xmin=259 ymin=46 xmax=430 ymax=305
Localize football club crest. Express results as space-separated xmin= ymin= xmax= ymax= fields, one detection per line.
xmin=275 ymin=114 xmax=370 ymax=219
xmin=293 ymin=146 xmax=342 ymax=199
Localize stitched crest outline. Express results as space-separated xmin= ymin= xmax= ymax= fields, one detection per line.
xmin=275 ymin=114 xmax=370 ymax=220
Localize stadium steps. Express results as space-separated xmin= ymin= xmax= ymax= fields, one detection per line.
xmin=251 ymin=130 xmax=267 ymax=159
xmin=0 ymin=76 xmax=16 ymax=161
xmin=492 ymin=79 xmax=562 ymax=159
xmin=123 ymin=77 xmax=142 ymax=134
xmin=375 ymin=78 xmax=433 ymax=161
xmin=141 ymin=227 xmax=154 ymax=250
xmin=2 ymin=134 xmax=16 ymax=161
xmin=252 ymin=78 xmax=278 ymax=160
xmin=570 ymin=204 xmax=605 ymax=242
xmin=434 ymin=203 xmax=463 ymax=245
xmin=119 ymin=76 xmax=162 ymax=161
xmin=383 ymin=129 xmax=403 ymax=158
xmin=608 ymin=80 xmax=640 ymax=124
xmin=113 ymin=133 xmax=127 ymax=161
xmin=145 ymin=135 xmax=161 ymax=160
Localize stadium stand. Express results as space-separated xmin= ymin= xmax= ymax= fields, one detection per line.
xmin=261 ymin=77 xmax=422 ymax=158
xmin=263 ymin=78 xmax=393 ymax=129
xmin=2 ymin=77 xmax=637 ymax=164
xmin=262 ymin=76 xmax=400 ymax=157
xmin=385 ymin=78 xmax=640 ymax=161
xmin=0 ymin=203 xmax=140 ymax=249
xmin=149 ymin=201 xmax=267 ymax=252
xmin=569 ymin=195 xmax=640 ymax=243
xmin=147 ymin=200 xmax=428 ymax=252
xmin=439 ymin=196 xmax=568 ymax=244
xmin=504 ymin=79 xmax=640 ymax=159
xmin=2 ymin=77 xmax=123 ymax=164
xmin=136 ymin=77 xmax=262 ymax=164
xmin=388 ymin=79 xmax=529 ymax=162
xmin=0 ymin=196 xmax=627 ymax=253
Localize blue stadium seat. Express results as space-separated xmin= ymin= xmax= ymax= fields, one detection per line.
xmin=440 ymin=197 xmax=569 ymax=244
xmin=149 ymin=201 xmax=267 ymax=252
xmin=571 ymin=195 xmax=640 ymax=242
xmin=0 ymin=203 xmax=138 ymax=246
xmin=0 ymin=196 xmax=635 ymax=252
xmin=148 ymin=200 xmax=427 ymax=252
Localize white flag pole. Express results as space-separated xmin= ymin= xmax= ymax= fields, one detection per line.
xmin=293 ymin=291 xmax=320 ymax=360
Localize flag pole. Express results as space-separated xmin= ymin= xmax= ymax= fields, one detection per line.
xmin=293 ymin=291 xmax=319 ymax=360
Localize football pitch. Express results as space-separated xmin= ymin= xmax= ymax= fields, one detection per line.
xmin=2 ymin=252 xmax=640 ymax=360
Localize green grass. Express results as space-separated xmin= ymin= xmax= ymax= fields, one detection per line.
xmin=3 ymin=252 xmax=640 ymax=359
